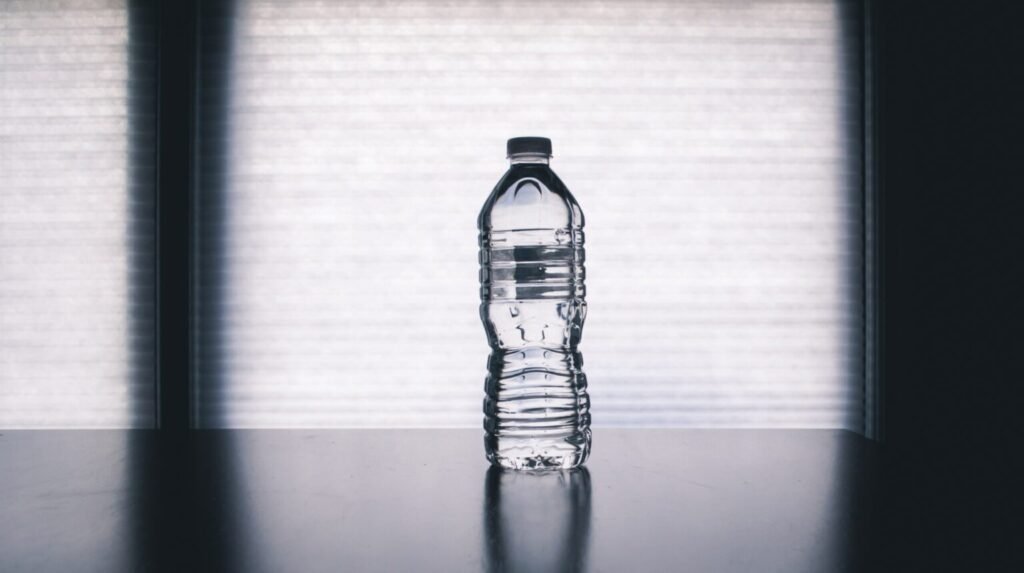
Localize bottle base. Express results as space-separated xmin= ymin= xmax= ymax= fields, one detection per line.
xmin=485 ymin=430 xmax=591 ymax=471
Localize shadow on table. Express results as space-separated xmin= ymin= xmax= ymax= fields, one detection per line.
xmin=125 ymin=430 xmax=247 ymax=572
xmin=483 ymin=466 xmax=592 ymax=573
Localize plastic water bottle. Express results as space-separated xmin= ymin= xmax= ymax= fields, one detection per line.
xmin=479 ymin=137 xmax=591 ymax=470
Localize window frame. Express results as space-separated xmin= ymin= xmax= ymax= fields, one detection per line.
xmin=150 ymin=0 xmax=882 ymax=436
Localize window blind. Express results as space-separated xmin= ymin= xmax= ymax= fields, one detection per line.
xmin=195 ymin=0 xmax=864 ymax=429
xmin=0 ymin=0 xmax=156 ymax=427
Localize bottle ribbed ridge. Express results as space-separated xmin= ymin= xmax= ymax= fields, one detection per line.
xmin=479 ymin=223 xmax=590 ymax=470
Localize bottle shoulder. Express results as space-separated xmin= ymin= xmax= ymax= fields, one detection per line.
xmin=478 ymin=165 xmax=584 ymax=232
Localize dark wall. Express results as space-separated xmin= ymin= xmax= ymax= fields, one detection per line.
xmin=874 ymin=0 xmax=1021 ymax=567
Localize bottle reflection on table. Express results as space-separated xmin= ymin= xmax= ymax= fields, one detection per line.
xmin=483 ymin=466 xmax=592 ymax=573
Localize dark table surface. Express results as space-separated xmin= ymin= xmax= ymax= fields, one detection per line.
xmin=0 ymin=430 xmax=881 ymax=572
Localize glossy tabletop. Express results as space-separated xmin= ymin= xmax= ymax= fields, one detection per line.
xmin=0 ymin=430 xmax=878 ymax=572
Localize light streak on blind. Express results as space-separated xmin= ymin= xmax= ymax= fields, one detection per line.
xmin=0 ymin=0 xmax=155 ymax=428
xmin=195 ymin=0 xmax=864 ymax=429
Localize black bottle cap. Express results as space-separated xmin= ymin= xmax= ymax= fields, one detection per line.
xmin=507 ymin=136 xmax=552 ymax=157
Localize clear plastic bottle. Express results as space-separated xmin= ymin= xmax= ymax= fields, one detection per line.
xmin=479 ymin=137 xmax=591 ymax=470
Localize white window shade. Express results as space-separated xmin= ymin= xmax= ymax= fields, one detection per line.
xmin=195 ymin=0 xmax=864 ymax=429
xmin=0 ymin=0 xmax=156 ymax=427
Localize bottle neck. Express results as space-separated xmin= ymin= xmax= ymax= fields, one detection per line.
xmin=509 ymin=153 xmax=550 ymax=166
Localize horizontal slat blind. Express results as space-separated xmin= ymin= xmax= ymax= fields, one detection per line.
xmin=0 ymin=0 xmax=155 ymax=427
xmin=195 ymin=0 xmax=864 ymax=429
